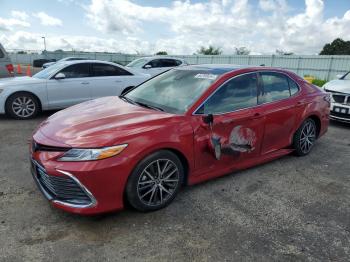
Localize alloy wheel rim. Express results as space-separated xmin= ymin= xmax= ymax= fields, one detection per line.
xmin=137 ymin=159 xmax=179 ymax=206
xmin=300 ymin=120 xmax=316 ymax=154
xmin=12 ymin=97 xmax=35 ymax=118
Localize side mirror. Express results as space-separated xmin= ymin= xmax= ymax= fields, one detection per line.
xmin=202 ymin=114 xmax=214 ymax=125
xmin=54 ymin=73 xmax=66 ymax=80
xmin=336 ymin=74 xmax=344 ymax=79
xmin=144 ymin=64 xmax=152 ymax=69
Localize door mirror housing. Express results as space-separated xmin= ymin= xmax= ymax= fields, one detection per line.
xmin=54 ymin=73 xmax=66 ymax=80
xmin=144 ymin=64 xmax=152 ymax=69
xmin=202 ymin=114 xmax=214 ymax=125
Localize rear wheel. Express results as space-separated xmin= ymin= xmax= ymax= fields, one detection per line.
xmin=293 ymin=118 xmax=317 ymax=156
xmin=126 ymin=150 xmax=184 ymax=212
xmin=5 ymin=92 xmax=40 ymax=119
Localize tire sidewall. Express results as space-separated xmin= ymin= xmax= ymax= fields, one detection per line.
xmin=5 ymin=92 xmax=40 ymax=120
xmin=293 ymin=118 xmax=316 ymax=156
xmin=126 ymin=150 xmax=184 ymax=212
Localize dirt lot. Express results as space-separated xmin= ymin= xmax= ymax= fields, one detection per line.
xmin=0 ymin=113 xmax=349 ymax=262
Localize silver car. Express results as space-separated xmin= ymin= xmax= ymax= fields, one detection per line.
xmin=126 ymin=56 xmax=188 ymax=77
xmin=323 ymin=71 xmax=350 ymax=123
xmin=0 ymin=43 xmax=14 ymax=78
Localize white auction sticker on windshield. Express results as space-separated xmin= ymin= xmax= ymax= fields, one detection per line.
xmin=194 ymin=74 xmax=218 ymax=80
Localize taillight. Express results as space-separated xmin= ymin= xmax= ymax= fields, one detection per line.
xmin=6 ymin=64 xmax=14 ymax=74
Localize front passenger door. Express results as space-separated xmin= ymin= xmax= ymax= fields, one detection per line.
xmin=193 ymin=72 xmax=265 ymax=175
xmin=47 ymin=63 xmax=92 ymax=109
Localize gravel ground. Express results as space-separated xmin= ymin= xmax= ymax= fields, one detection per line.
xmin=0 ymin=112 xmax=349 ymax=262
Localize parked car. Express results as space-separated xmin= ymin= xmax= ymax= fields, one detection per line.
xmin=126 ymin=56 xmax=188 ymax=76
xmin=33 ymin=59 xmax=56 ymax=68
xmin=0 ymin=60 xmax=150 ymax=119
xmin=0 ymin=43 xmax=14 ymax=78
xmin=323 ymin=71 xmax=350 ymax=123
xmin=30 ymin=65 xmax=330 ymax=215
xmin=42 ymin=57 xmax=89 ymax=68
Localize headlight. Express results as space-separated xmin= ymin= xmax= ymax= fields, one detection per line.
xmin=58 ymin=144 xmax=128 ymax=161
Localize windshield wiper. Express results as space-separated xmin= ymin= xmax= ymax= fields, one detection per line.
xmin=120 ymin=96 xmax=136 ymax=105
xmin=134 ymin=101 xmax=164 ymax=112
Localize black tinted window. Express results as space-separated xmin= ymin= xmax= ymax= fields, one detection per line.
xmin=160 ymin=59 xmax=178 ymax=67
xmin=58 ymin=63 xmax=90 ymax=78
xmin=0 ymin=49 xmax=4 ymax=58
xmin=175 ymin=60 xmax=182 ymax=66
xmin=260 ymin=72 xmax=290 ymax=103
xmin=199 ymin=73 xmax=258 ymax=114
xmin=146 ymin=59 xmax=162 ymax=68
xmin=288 ymin=78 xmax=299 ymax=95
xmin=92 ymin=63 xmax=132 ymax=76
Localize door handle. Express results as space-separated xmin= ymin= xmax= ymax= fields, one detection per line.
xmin=251 ymin=112 xmax=263 ymax=119
xmin=115 ymin=80 xmax=122 ymax=83
xmin=81 ymin=82 xmax=89 ymax=85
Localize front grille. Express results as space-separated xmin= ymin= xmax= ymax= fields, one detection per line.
xmin=33 ymin=161 xmax=92 ymax=206
xmin=32 ymin=141 xmax=69 ymax=152
xmin=325 ymin=89 xmax=349 ymax=105
xmin=330 ymin=111 xmax=350 ymax=120
xmin=332 ymin=94 xmax=346 ymax=104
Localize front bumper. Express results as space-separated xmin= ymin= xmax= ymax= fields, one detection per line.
xmin=30 ymin=148 xmax=134 ymax=215
xmin=330 ymin=102 xmax=350 ymax=123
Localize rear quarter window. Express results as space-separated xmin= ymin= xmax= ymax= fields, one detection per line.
xmin=0 ymin=48 xmax=4 ymax=59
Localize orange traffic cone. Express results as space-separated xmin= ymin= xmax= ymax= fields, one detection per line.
xmin=17 ymin=64 xmax=22 ymax=74
xmin=26 ymin=65 xmax=31 ymax=77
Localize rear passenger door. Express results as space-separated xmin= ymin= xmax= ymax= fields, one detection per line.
xmin=258 ymin=71 xmax=299 ymax=155
xmin=89 ymin=63 xmax=134 ymax=98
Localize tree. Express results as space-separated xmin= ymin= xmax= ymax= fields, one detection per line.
xmin=276 ymin=49 xmax=294 ymax=55
xmin=319 ymin=38 xmax=350 ymax=55
xmin=197 ymin=45 xmax=222 ymax=55
xmin=235 ymin=47 xmax=250 ymax=55
xmin=155 ymin=51 xmax=168 ymax=55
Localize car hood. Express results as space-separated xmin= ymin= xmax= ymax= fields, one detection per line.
xmin=35 ymin=97 xmax=175 ymax=148
xmin=0 ymin=76 xmax=45 ymax=88
xmin=324 ymin=80 xmax=350 ymax=94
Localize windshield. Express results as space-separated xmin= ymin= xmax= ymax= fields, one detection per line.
xmin=124 ymin=69 xmax=221 ymax=114
xmin=127 ymin=58 xmax=148 ymax=68
xmin=33 ymin=63 xmax=65 ymax=79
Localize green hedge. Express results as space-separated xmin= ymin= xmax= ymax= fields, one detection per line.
xmin=311 ymin=79 xmax=327 ymax=87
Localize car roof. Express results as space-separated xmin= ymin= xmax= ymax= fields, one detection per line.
xmin=137 ymin=56 xmax=186 ymax=61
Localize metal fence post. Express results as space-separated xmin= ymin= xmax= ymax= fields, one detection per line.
xmin=326 ymin=56 xmax=334 ymax=81
xmin=296 ymin=56 xmax=302 ymax=75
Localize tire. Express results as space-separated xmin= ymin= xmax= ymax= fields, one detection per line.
xmin=5 ymin=92 xmax=40 ymax=120
xmin=126 ymin=150 xmax=184 ymax=212
xmin=293 ymin=118 xmax=317 ymax=156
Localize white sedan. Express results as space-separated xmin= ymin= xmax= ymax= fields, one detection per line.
xmin=323 ymin=71 xmax=350 ymax=123
xmin=126 ymin=56 xmax=188 ymax=77
xmin=0 ymin=60 xmax=150 ymax=119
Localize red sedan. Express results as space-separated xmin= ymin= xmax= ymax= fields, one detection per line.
xmin=30 ymin=65 xmax=330 ymax=215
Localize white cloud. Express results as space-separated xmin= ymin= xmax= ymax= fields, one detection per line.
xmin=0 ymin=10 xmax=30 ymax=31
xmin=11 ymin=10 xmax=29 ymax=21
xmin=1 ymin=0 xmax=350 ymax=55
xmin=33 ymin=12 xmax=63 ymax=26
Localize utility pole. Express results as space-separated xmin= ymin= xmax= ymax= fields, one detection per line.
xmin=41 ymin=36 xmax=46 ymax=51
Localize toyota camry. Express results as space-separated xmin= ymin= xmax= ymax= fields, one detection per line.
xmin=30 ymin=65 xmax=330 ymax=215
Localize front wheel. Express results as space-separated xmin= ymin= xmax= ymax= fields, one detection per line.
xmin=5 ymin=92 xmax=40 ymax=119
xmin=126 ymin=150 xmax=184 ymax=212
xmin=293 ymin=118 xmax=317 ymax=156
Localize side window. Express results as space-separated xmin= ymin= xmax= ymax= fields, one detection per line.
xmin=260 ymin=72 xmax=290 ymax=103
xmin=92 ymin=63 xmax=132 ymax=77
xmin=175 ymin=60 xmax=183 ymax=66
xmin=288 ymin=78 xmax=299 ymax=95
xmin=160 ymin=59 xmax=178 ymax=67
xmin=199 ymin=73 xmax=258 ymax=114
xmin=58 ymin=63 xmax=90 ymax=79
xmin=0 ymin=49 xmax=4 ymax=58
xmin=146 ymin=59 xmax=162 ymax=68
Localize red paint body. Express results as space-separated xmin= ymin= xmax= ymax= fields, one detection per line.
xmin=30 ymin=67 xmax=330 ymax=215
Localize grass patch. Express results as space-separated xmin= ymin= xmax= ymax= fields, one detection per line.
xmin=311 ymin=79 xmax=327 ymax=87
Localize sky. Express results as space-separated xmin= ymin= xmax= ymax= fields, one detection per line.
xmin=0 ymin=0 xmax=349 ymax=55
